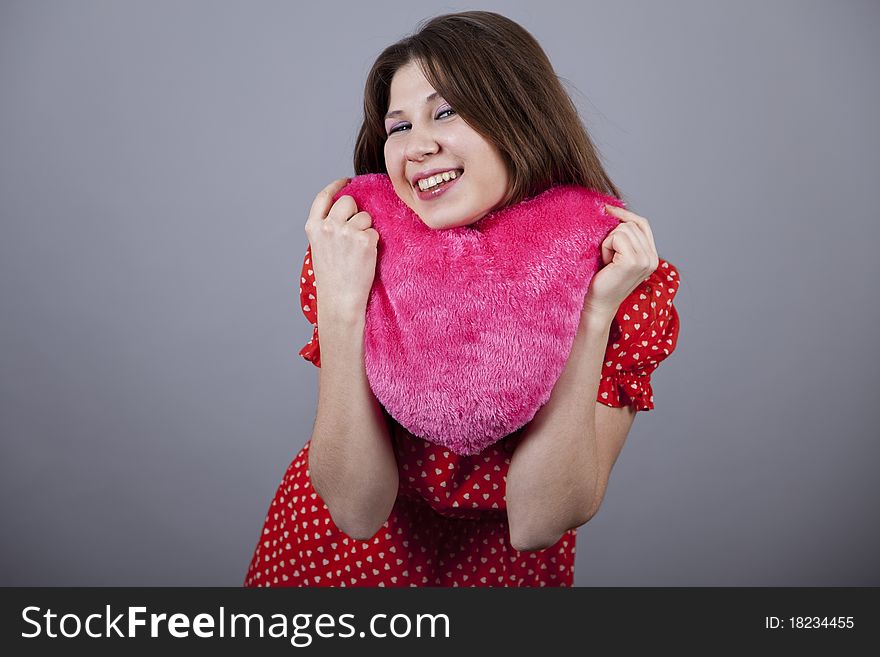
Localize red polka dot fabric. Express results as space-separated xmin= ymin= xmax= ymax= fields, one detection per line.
xmin=244 ymin=247 xmax=680 ymax=587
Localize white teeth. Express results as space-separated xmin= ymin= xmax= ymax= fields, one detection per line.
xmin=417 ymin=170 xmax=460 ymax=191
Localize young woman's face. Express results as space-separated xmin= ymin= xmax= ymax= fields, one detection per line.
xmin=383 ymin=61 xmax=511 ymax=229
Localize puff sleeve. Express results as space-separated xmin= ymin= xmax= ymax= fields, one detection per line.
xmin=297 ymin=245 xmax=321 ymax=368
xmin=597 ymin=258 xmax=681 ymax=411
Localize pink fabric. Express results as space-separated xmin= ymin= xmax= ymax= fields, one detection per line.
xmin=332 ymin=174 xmax=622 ymax=455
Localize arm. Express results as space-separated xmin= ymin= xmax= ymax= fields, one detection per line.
xmin=307 ymin=308 xmax=399 ymax=541
xmin=506 ymin=202 xmax=657 ymax=552
xmin=303 ymin=180 xmax=399 ymax=541
xmin=505 ymin=307 xmax=636 ymax=552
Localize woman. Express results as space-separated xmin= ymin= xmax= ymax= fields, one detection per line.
xmin=245 ymin=11 xmax=680 ymax=587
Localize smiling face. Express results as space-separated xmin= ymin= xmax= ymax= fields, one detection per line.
xmin=383 ymin=61 xmax=511 ymax=230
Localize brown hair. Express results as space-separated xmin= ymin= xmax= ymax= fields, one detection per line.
xmin=354 ymin=10 xmax=622 ymax=207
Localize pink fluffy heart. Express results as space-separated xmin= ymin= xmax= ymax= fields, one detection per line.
xmin=333 ymin=174 xmax=621 ymax=455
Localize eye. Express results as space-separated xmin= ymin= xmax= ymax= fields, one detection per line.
xmin=436 ymin=106 xmax=456 ymax=120
xmin=386 ymin=107 xmax=456 ymax=136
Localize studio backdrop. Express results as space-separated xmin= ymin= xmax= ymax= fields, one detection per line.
xmin=1 ymin=0 xmax=877 ymax=586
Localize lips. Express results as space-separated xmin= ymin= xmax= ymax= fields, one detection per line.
xmin=411 ymin=167 xmax=464 ymax=188
xmin=414 ymin=170 xmax=462 ymax=201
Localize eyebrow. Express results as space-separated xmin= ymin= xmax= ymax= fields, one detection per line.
xmin=384 ymin=92 xmax=441 ymax=120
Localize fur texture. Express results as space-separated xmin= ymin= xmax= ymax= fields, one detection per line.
xmin=333 ymin=174 xmax=622 ymax=455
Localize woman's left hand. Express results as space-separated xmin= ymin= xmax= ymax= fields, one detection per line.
xmin=582 ymin=204 xmax=660 ymax=320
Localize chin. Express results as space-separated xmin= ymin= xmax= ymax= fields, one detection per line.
xmin=418 ymin=214 xmax=478 ymax=231
xmin=416 ymin=204 xmax=486 ymax=230
xmin=418 ymin=214 xmax=449 ymax=230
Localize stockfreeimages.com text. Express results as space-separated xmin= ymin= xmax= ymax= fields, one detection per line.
xmin=21 ymin=606 xmax=450 ymax=646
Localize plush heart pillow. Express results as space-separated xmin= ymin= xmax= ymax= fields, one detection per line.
xmin=332 ymin=174 xmax=622 ymax=455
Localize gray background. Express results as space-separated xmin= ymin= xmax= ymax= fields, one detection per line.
xmin=1 ymin=0 xmax=877 ymax=586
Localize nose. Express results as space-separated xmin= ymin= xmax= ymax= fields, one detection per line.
xmin=404 ymin=123 xmax=440 ymax=162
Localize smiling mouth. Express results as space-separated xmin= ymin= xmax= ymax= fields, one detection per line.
xmin=414 ymin=171 xmax=463 ymax=201
xmin=414 ymin=169 xmax=464 ymax=192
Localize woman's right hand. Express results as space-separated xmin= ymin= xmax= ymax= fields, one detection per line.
xmin=304 ymin=178 xmax=379 ymax=320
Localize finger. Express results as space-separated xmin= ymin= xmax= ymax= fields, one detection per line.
xmin=309 ymin=178 xmax=352 ymax=222
xmin=631 ymin=215 xmax=657 ymax=261
xmin=600 ymin=233 xmax=615 ymax=265
xmin=326 ymin=194 xmax=358 ymax=225
xmin=615 ymin=221 xmax=653 ymax=263
xmin=604 ymin=204 xmax=648 ymax=234
xmin=616 ymin=223 xmax=659 ymax=279
xmin=363 ymin=227 xmax=380 ymax=243
xmin=603 ymin=228 xmax=656 ymax=297
xmin=600 ymin=226 xmax=638 ymax=265
xmin=605 ymin=204 xmax=657 ymax=256
xmin=346 ymin=211 xmax=373 ymax=230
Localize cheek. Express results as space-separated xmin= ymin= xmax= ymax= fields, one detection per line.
xmin=383 ymin=145 xmax=410 ymax=199
xmin=465 ymin=139 xmax=502 ymax=178
xmin=383 ymin=139 xmax=398 ymax=161
xmin=485 ymin=149 xmax=510 ymax=190
xmin=384 ymin=143 xmax=406 ymax=177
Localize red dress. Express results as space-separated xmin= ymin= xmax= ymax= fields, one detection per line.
xmin=244 ymin=248 xmax=681 ymax=587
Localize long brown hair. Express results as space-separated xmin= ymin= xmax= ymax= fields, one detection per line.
xmin=354 ymin=11 xmax=622 ymax=207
